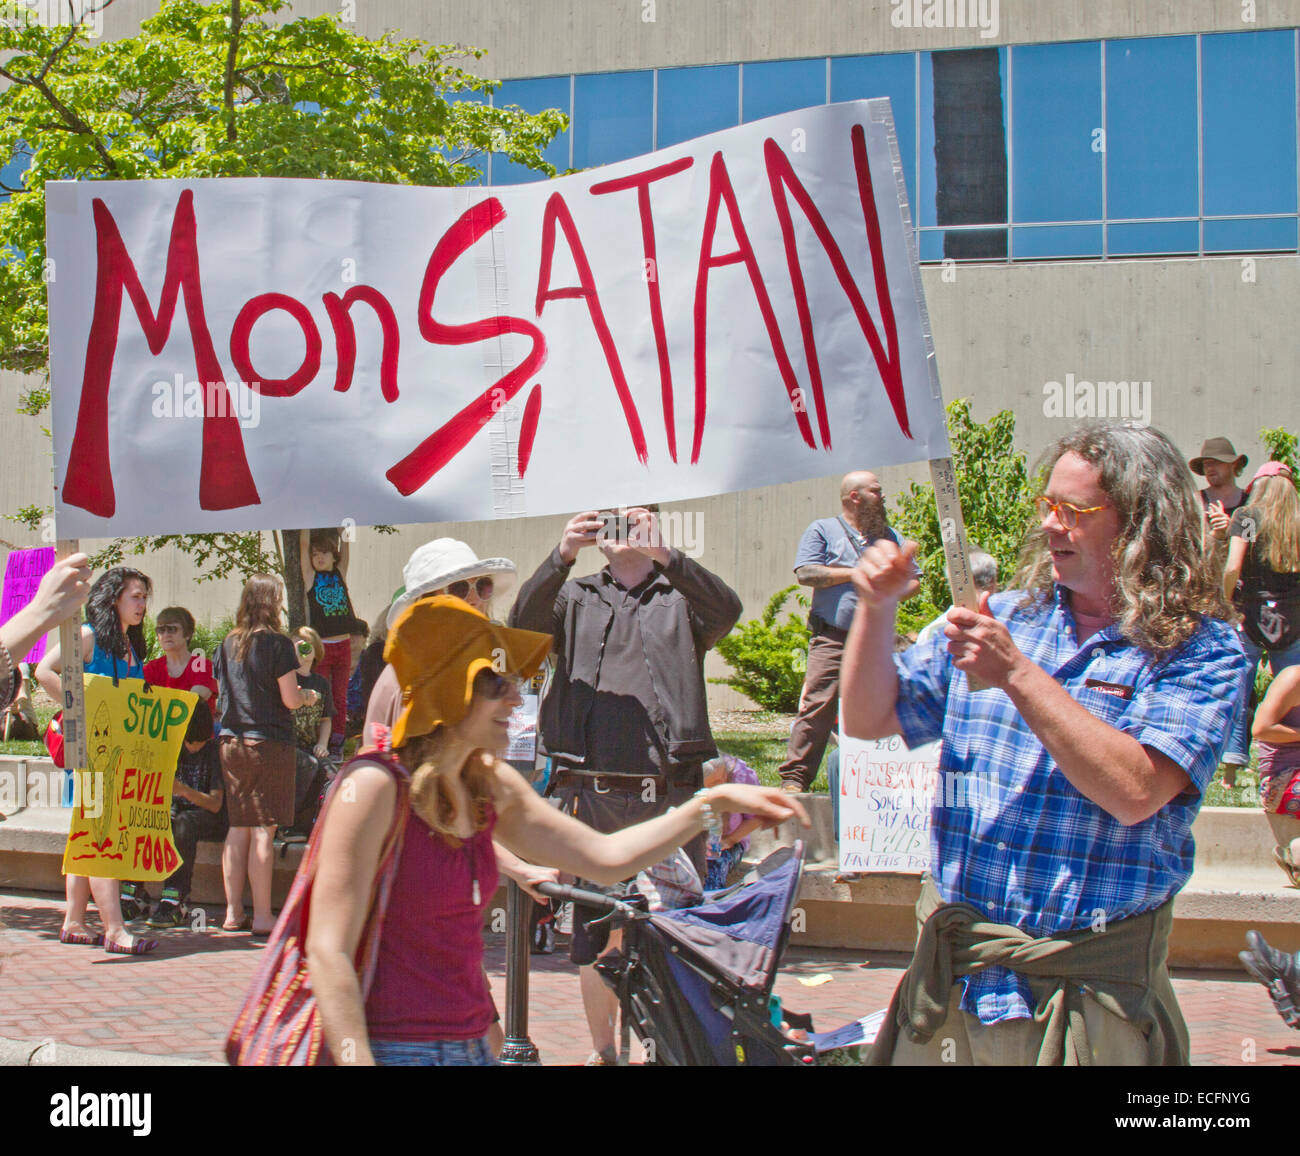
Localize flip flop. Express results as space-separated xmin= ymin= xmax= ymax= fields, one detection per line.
xmin=221 ymin=918 xmax=252 ymax=933
xmin=104 ymin=937 xmax=158 ymax=956
xmin=1272 ymin=847 xmax=1300 ymax=887
xmin=59 ymin=929 xmax=105 ymax=946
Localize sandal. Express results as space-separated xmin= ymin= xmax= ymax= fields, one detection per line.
xmin=59 ymin=928 xmax=105 ymax=946
xmin=104 ymin=936 xmax=158 ymax=955
xmin=1272 ymin=846 xmax=1300 ymax=887
xmin=221 ymin=917 xmax=252 ymax=933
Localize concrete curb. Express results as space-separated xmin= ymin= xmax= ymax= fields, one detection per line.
xmin=0 ymin=1035 xmax=219 ymax=1067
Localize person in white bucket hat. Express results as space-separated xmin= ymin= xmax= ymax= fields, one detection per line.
xmin=385 ymin=539 xmax=517 ymax=631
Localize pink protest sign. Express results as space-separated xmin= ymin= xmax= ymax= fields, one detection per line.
xmin=2 ymin=547 xmax=56 ymax=663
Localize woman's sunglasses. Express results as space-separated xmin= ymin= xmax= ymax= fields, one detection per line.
xmin=444 ymin=576 xmax=495 ymax=601
xmin=474 ymin=669 xmax=523 ymax=700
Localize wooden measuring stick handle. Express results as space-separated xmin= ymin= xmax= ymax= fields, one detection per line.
xmin=927 ymin=459 xmax=991 ymax=693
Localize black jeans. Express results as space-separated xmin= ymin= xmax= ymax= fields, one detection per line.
xmin=166 ymin=807 xmax=229 ymax=901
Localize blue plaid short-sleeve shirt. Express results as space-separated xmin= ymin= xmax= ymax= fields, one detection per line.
xmin=892 ymin=587 xmax=1246 ymax=1024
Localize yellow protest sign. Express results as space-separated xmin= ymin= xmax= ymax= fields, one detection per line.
xmin=62 ymin=674 xmax=197 ymax=881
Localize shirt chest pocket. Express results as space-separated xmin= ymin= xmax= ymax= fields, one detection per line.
xmin=1076 ymin=682 xmax=1136 ymax=728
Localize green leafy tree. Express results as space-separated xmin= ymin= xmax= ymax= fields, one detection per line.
xmin=1260 ymin=426 xmax=1298 ymax=473
xmin=711 ymin=586 xmax=811 ymax=712
xmin=1 ymin=0 xmax=565 ymax=604
xmin=890 ymin=399 xmax=1037 ymax=634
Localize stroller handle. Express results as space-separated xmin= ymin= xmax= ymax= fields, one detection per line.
xmin=535 ymin=881 xmax=630 ymax=912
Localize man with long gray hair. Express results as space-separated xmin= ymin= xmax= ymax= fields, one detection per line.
xmin=842 ymin=423 xmax=1246 ymax=1065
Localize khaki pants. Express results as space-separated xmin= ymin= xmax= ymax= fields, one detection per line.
xmin=778 ymin=632 xmax=842 ymax=789
xmin=888 ymin=982 xmax=1151 ymax=1066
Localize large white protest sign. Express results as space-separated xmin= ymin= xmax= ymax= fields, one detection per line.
xmin=838 ymin=731 xmax=940 ymax=874
xmin=46 ymin=99 xmax=949 ymax=537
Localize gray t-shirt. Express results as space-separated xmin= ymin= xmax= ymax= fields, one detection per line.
xmin=795 ymin=517 xmax=904 ymax=632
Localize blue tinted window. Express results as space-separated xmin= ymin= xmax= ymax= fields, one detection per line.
xmin=573 ymin=71 xmax=654 ymax=168
xmin=1107 ymin=220 xmax=1198 ymax=256
xmin=1106 ymin=37 xmax=1197 ymax=219
xmin=742 ymin=58 xmax=826 ymax=122
xmin=658 ymin=65 xmax=740 ymax=147
xmin=919 ymin=230 xmax=945 ymax=262
xmin=1203 ymin=31 xmax=1297 ymax=217
xmin=492 ymin=76 xmax=570 ymax=185
xmin=1204 ymin=217 xmax=1297 ymax=253
xmin=1011 ymin=42 xmax=1103 ymax=223
xmin=832 ymin=53 xmax=918 ymax=213
xmin=1012 ymin=225 xmax=1103 ymax=259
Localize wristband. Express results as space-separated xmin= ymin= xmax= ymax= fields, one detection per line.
xmin=693 ymin=787 xmax=722 ymax=835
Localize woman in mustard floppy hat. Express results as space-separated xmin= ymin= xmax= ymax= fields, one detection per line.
xmin=305 ymin=596 xmax=806 ymax=1066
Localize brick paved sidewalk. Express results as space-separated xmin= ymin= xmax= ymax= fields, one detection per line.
xmin=1 ymin=889 xmax=1296 ymax=1066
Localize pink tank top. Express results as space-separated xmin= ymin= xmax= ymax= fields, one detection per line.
xmin=364 ymin=805 xmax=499 ymax=1041
xmin=1258 ymin=703 xmax=1300 ymax=783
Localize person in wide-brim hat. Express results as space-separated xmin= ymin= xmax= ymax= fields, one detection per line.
xmin=1189 ymin=436 xmax=1248 ymax=476
xmin=386 ymin=539 xmax=516 ymax=631
xmin=303 ymin=596 xmax=808 ymax=1067
xmin=364 ymin=540 xmax=517 ymax=741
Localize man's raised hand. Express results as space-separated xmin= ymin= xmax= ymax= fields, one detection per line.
xmin=558 ymin=511 xmax=602 ymax=564
xmin=850 ymin=538 xmax=920 ymax=607
xmin=625 ymin=507 xmax=670 ymax=565
xmin=942 ymin=591 xmax=1025 ymax=689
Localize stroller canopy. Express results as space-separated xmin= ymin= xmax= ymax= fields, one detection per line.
xmin=651 ymin=843 xmax=805 ymax=994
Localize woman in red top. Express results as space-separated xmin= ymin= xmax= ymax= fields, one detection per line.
xmin=306 ymin=597 xmax=807 ymax=1066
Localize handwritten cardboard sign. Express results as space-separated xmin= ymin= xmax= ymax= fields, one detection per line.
xmin=1 ymin=547 xmax=55 ymax=663
xmin=837 ymin=731 xmax=940 ymax=874
xmin=47 ymin=100 xmax=949 ymax=537
xmin=62 ymin=674 xmax=196 ymax=881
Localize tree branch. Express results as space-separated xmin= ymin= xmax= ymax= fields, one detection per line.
xmin=224 ymin=0 xmax=242 ymax=143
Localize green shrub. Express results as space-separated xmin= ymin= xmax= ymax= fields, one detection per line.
xmin=1260 ymin=426 xmax=1298 ymax=474
xmin=711 ymin=586 xmax=810 ymax=712
xmin=891 ymin=399 xmax=1037 ymax=629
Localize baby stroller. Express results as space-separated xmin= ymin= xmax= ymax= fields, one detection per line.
xmin=540 ymin=842 xmax=816 ymax=1066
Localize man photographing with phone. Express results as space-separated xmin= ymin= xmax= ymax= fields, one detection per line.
xmin=510 ymin=504 xmax=742 ymax=1065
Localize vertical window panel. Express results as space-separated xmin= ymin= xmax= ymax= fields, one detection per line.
xmin=1106 ymin=36 xmax=1198 ymax=220
xmin=492 ymin=76 xmax=571 ymax=185
xmin=742 ymin=58 xmax=827 ymax=122
xmin=1010 ymin=41 xmax=1103 ymax=223
xmin=1202 ymin=30 xmax=1297 ymax=217
xmin=657 ymin=64 xmax=740 ymax=147
xmin=831 ymin=53 xmax=918 ymax=212
xmin=573 ymin=71 xmax=654 ymax=168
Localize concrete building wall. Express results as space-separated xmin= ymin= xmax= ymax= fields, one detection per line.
xmin=103 ymin=0 xmax=1300 ymax=77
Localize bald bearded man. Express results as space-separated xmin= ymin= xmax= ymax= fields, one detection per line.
xmin=778 ymin=472 xmax=913 ymax=793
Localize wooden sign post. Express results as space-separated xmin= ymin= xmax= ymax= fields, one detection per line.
xmin=55 ymin=538 xmax=88 ymax=775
